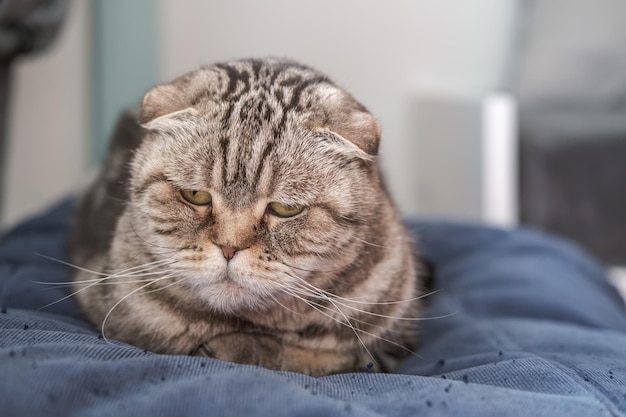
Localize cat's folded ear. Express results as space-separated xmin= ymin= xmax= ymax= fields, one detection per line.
xmin=142 ymin=84 xmax=187 ymax=123
xmin=140 ymin=84 xmax=199 ymax=132
xmin=317 ymin=90 xmax=382 ymax=156
xmin=141 ymin=68 xmax=221 ymax=128
xmin=327 ymin=110 xmax=381 ymax=156
xmin=314 ymin=129 xmax=376 ymax=162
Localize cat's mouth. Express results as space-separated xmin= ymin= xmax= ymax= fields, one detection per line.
xmin=208 ymin=264 xmax=245 ymax=288
xmin=214 ymin=276 xmax=246 ymax=294
xmin=216 ymin=270 xmax=244 ymax=287
xmin=186 ymin=264 xmax=275 ymax=314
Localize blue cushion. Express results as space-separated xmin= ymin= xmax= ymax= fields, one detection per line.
xmin=2 ymin=200 xmax=625 ymax=416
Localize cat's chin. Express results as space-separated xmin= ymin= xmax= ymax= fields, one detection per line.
xmin=203 ymin=281 xmax=262 ymax=315
xmin=185 ymin=268 xmax=279 ymax=316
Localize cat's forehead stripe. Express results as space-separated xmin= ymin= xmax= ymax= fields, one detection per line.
xmin=209 ymin=60 xmax=327 ymax=204
xmin=214 ymin=60 xmax=331 ymax=113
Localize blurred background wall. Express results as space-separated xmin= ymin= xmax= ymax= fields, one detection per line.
xmin=2 ymin=0 xmax=90 ymax=230
xmin=1 ymin=1 xmax=625 ymax=286
xmin=0 ymin=0 xmax=518 ymax=229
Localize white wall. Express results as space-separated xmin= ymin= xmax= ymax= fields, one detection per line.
xmin=1 ymin=1 xmax=91 ymax=230
xmin=1 ymin=0 xmax=519 ymax=230
xmin=158 ymin=0 xmax=519 ymax=214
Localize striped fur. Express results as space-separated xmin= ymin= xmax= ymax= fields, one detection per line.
xmin=70 ymin=58 xmax=422 ymax=376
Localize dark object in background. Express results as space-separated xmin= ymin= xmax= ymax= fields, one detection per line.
xmin=520 ymin=114 xmax=626 ymax=265
xmin=0 ymin=0 xmax=69 ymax=221
xmin=514 ymin=0 xmax=626 ymax=265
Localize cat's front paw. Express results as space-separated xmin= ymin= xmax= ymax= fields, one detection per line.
xmin=193 ymin=331 xmax=367 ymax=376
xmin=193 ymin=331 xmax=284 ymax=370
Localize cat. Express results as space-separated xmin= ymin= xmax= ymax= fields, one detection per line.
xmin=70 ymin=57 xmax=423 ymax=376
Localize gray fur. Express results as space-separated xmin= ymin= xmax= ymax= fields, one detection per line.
xmin=70 ymin=58 xmax=422 ymax=376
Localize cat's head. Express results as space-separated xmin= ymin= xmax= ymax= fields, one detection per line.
xmin=122 ymin=58 xmax=389 ymax=315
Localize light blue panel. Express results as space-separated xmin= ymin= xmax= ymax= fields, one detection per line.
xmin=91 ymin=0 xmax=157 ymax=161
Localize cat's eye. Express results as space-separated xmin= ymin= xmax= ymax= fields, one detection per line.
xmin=181 ymin=189 xmax=212 ymax=206
xmin=268 ymin=202 xmax=305 ymax=218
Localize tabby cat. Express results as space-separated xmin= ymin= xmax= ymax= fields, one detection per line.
xmin=70 ymin=58 xmax=422 ymax=376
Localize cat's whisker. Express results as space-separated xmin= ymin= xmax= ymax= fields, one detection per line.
xmin=317 ymin=292 xmax=375 ymax=363
xmin=285 ymin=269 xmax=435 ymax=308
xmin=285 ymin=286 xmax=421 ymax=360
xmin=352 ymin=236 xmax=389 ymax=249
xmin=38 ymin=279 xmax=167 ymax=291
xmin=280 ymin=287 xmax=376 ymax=363
xmin=34 ymin=253 xmax=112 ymax=277
xmin=34 ymin=254 xmax=175 ymax=279
xmin=269 ymin=291 xmax=303 ymax=316
xmin=140 ymin=276 xmax=186 ymax=295
xmin=36 ymin=259 xmax=178 ymax=310
xmin=290 ymin=279 xmax=455 ymax=322
xmin=76 ymin=276 xmax=179 ymax=287
xmin=288 ymin=284 xmax=408 ymax=330
xmin=103 ymin=263 xmax=180 ymax=279
xmin=87 ymin=263 xmax=179 ymax=285
xmin=43 ymin=267 xmax=180 ymax=287
xmin=101 ymin=273 xmax=178 ymax=343
xmin=37 ymin=278 xmax=111 ymax=311
xmin=38 ymin=284 xmax=75 ymax=291
xmin=106 ymin=195 xmax=127 ymax=204
xmin=276 ymin=258 xmax=345 ymax=274
xmin=325 ymin=289 xmax=432 ymax=303
xmin=102 ymin=258 xmax=177 ymax=276
xmin=286 ymin=285 xmax=420 ymax=358
xmin=317 ymin=292 xmax=454 ymax=322
xmin=322 ymin=285 xmax=440 ymax=307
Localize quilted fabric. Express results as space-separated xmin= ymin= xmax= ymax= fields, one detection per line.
xmin=1 ymin=200 xmax=625 ymax=416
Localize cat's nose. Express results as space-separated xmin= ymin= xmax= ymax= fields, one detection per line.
xmin=220 ymin=245 xmax=239 ymax=261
